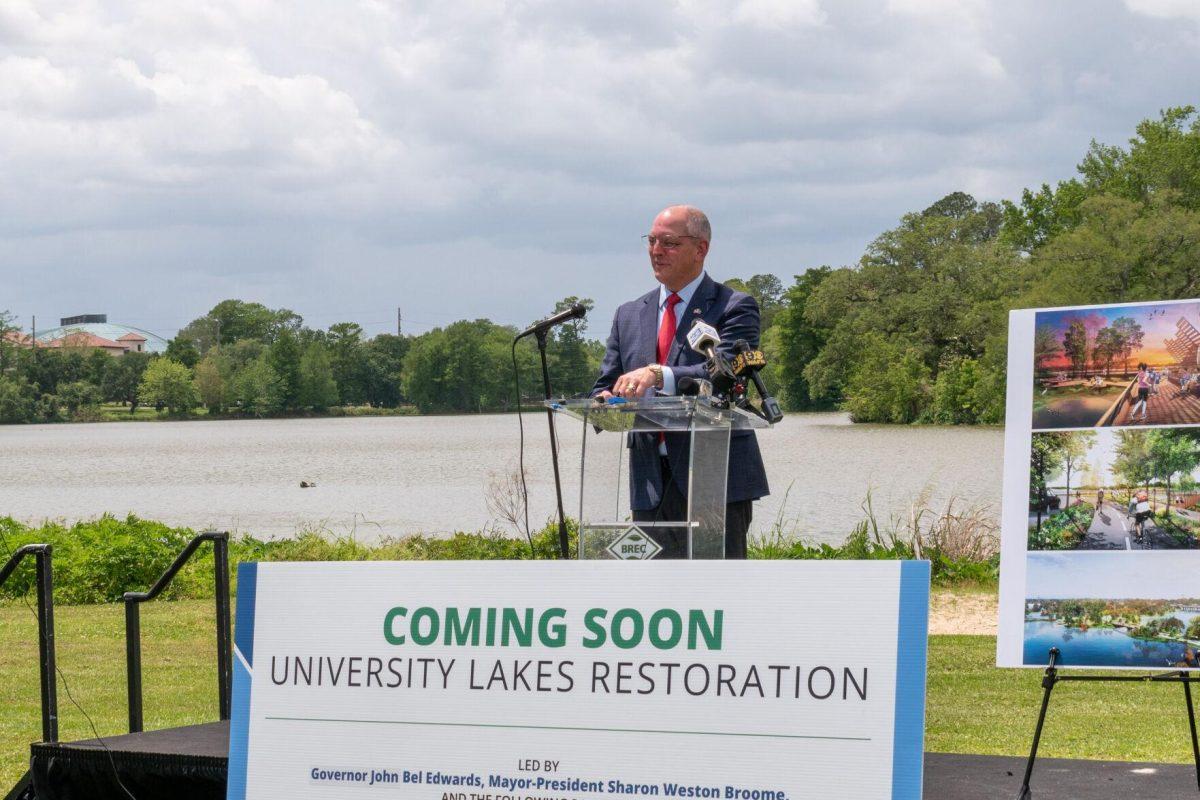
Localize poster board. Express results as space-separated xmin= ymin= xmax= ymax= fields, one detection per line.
xmin=998 ymin=299 xmax=1200 ymax=669
xmin=228 ymin=561 xmax=929 ymax=799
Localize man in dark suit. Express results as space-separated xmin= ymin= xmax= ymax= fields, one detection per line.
xmin=592 ymin=205 xmax=769 ymax=559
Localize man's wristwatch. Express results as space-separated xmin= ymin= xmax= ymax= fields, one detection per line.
xmin=648 ymin=364 xmax=664 ymax=389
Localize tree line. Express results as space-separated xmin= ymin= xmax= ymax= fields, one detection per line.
xmin=0 ymin=297 xmax=603 ymax=421
xmin=5 ymin=106 xmax=1200 ymax=424
xmin=759 ymin=105 xmax=1200 ymax=422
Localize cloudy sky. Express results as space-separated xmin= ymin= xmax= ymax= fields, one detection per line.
xmin=3 ymin=0 xmax=1200 ymax=339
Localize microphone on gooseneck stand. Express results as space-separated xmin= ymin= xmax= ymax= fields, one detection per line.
xmin=733 ymin=339 xmax=784 ymax=424
xmin=512 ymin=300 xmax=589 ymax=560
xmin=517 ymin=303 xmax=588 ymax=339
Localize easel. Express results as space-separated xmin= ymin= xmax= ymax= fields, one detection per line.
xmin=1017 ymin=646 xmax=1200 ymax=798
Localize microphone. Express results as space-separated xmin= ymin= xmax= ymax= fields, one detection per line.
xmin=733 ymin=339 xmax=784 ymax=424
xmin=686 ymin=320 xmax=738 ymax=399
xmin=686 ymin=320 xmax=721 ymax=360
xmin=517 ymin=303 xmax=587 ymax=339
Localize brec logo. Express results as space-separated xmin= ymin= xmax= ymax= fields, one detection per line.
xmin=606 ymin=526 xmax=663 ymax=560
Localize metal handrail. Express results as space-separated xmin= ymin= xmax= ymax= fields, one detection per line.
xmin=124 ymin=531 xmax=231 ymax=733
xmin=0 ymin=544 xmax=57 ymax=743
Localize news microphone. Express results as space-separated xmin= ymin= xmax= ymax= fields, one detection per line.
xmin=517 ymin=303 xmax=587 ymax=339
xmin=686 ymin=320 xmax=721 ymax=360
xmin=733 ymin=339 xmax=784 ymax=424
xmin=677 ymin=377 xmax=713 ymax=397
xmin=686 ymin=320 xmax=738 ymax=399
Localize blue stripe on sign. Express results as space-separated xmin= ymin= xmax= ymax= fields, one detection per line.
xmin=891 ymin=560 xmax=930 ymax=800
xmin=226 ymin=562 xmax=258 ymax=800
xmin=234 ymin=562 xmax=258 ymax=663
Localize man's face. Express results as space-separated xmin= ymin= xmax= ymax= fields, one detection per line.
xmin=648 ymin=211 xmax=708 ymax=292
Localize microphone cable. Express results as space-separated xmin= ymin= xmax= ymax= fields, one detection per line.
xmin=510 ymin=339 xmax=535 ymax=557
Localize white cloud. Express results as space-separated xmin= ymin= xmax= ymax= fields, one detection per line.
xmin=1125 ymin=0 xmax=1200 ymax=22
xmin=732 ymin=0 xmax=826 ymax=29
xmin=3 ymin=0 xmax=1199 ymax=333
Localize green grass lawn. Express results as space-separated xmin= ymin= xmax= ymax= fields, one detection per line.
xmin=98 ymin=403 xmax=186 ymax=421
xmin=0 ymin=604 xmax=1193 ymax=789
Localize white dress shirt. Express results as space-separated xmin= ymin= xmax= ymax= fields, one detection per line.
xmin=656 ymin=271 xmax=705 ymax=396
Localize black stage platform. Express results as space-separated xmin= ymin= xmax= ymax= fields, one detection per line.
xmin=19 ymin=723 xmax=1200 ymax=799
xmin=29 ymin=723 xmax=227 ymax=800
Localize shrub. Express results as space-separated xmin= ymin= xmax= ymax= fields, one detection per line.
xmin=0 ymin=501 xmax=995 ymax=606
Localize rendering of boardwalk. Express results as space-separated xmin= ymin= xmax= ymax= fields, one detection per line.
xmin=1111 ymin=379 xmax=1200 ymax=426
xmin=1033 ymin=309 xmax=1200 ymax=428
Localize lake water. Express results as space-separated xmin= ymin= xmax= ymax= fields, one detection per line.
xmin=1023 ymin=620 xmax=1191 ymax=667
xmin=0 ymin=413 xmax=1003 ymax=544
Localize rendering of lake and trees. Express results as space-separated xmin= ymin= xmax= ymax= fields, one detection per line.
xmin=1023 ymin=553 xmax=1200 ymax=668
xmin=1023 ymin=598 xmax=1200 ymax=667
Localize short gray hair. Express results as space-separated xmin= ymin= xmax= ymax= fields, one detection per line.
xmin=681 ymin=206 xmax=711 ymax=242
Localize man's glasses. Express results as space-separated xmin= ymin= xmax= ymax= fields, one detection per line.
xmin=642 ymin=235 xmax=698 ymax=250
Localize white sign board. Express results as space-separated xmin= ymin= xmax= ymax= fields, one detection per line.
xmin=228 ymin=561 xmax=928 ymax=800
xmin=999 ymin=299 xmax=1200 ymax=670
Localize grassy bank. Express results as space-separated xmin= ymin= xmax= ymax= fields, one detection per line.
xmin=0 ymin=603 xmax=1189 ymax=789
xmin=0 ymin=505 xmax=999 ymax=606
xmin=93 ymin=402 xmax=420 ymax=423
xmin=0 ymin=511 xmax=1008 ymax=787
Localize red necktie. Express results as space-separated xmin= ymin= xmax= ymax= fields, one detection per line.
xmin=657 ymin=292 xmax=682 ymax=364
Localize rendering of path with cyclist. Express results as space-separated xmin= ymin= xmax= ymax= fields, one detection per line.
xmin=1081 ymin=500 xmax=1181 ymax=549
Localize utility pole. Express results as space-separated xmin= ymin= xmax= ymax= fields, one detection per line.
xmin=397 ymin=307 xmax=402 ymax=336
xmin=31 ymin=316 xmax=35 ymax=348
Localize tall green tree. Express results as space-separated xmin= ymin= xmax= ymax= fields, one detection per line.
xmin=363 ymin=334 xmax=409 ymax=408
xmin=1030 ymin=434 xmax=1069 ymax=535
xmin=0 ymin=310 xmax=19 ymax=374
xmin=1113 ymin=430 xmax=1154 ymax=494
xmin=769 ymin=267 xmax=836 ymax=410
xmin=842 ymin=333 xmax=931 ymax=424
xmin=1061 ymin=320 xmax=1089 ymax=377
xmin=0 ymin=377 xmax=37 ymax=423
xmin=231 ymin=356 xmax=285 ymax=417
xmin=1147 ymin=429 xmax=1200 ymax=510
xmin=179 ymin=300 xmax=303 ymax=351
xmin=725 ymin=274 xmax=785 ymax=328
xmin=1092 ymin=326 xmax=1121 ymax=377
xmin=138 ymin=358 xmax=200 ymax=415
xmin=1057 ymin=430 xmax=1097 ymax=510
xmin=1020 ymin=194 xmax=1200 ymax=308
xmin=267 ymin=327 xmax=303 ymax=410
xmin=1003 ymin=106 xmax=1200 ymax=250
xmin=1034 ymin=324 xmax=1061 ymax=373
xmin=165 ymin=337 xmax=201 ymax=368
xmin=801 ymin=193 xmax=1024 ymax=420
xmin=545 ymin=296 xmax=596 ymax=397
xmin=102 ymin=351 xmax=151 ymax=413
xmin=328 ymin=322 xmax=370 ymax=405
xmin=297 ymin=343 xmax=339 ymax=410
xmin=193 ymin=350 xmax=228 ymax=411
xmin=57 ymin=380 xmax=101 ymax=420
xmin=1112 ymin=317 xmax=1145 ymax=376
xmin=403 ymin=320 xmax=537 ymax=413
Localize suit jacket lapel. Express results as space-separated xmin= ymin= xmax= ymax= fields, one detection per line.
xmin=668 ymin=274 xmax=717 ymax=365
xmin=638 ymin=289 xmax=659 ymax=367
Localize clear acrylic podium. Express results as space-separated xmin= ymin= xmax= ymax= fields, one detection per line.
xmin=547 ymin=396 xmax=769 ymax=560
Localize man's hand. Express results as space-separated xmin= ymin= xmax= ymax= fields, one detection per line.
xmin=612 ymin=366 xmax=659 ymax=399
